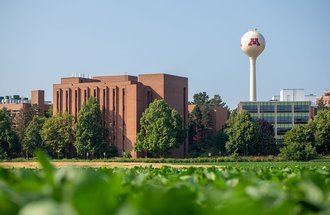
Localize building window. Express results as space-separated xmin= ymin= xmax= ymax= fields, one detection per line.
xmin=294 ymin=103 xmax=309 ymax=112
xmin=122 ymin=88 xmax=125 ymax=152
xmin=56 ymin=91 xmax=59 ymax=112
xmin=59 ymin=89 xmax=63 ymax=112
xmin=113 ymin=89 xmax=116 ymax=112
xmin=277 ymin=113 xmax=292 ymax=124
xmin=103 ymin=89 xmax=106 ymax=123
xmin=259 ymin=104 xmax=274 ymax=113
xmin=106 ymin=87 xmax=109 ymax=110
xmin=122 ymin=88 xmax=125 ymax=112
xmin=260 ymin=113 xmax=275 ymax=124
xmin=78 ymin=88 xmax=81 ymax=112
xmin=183 ymin=87 xmax=186 ymax=125
xmin=242 ymin=103 xmax=258 ymax=113
xmin=65 ymin=90 xmax=68 ymax=112
xmin=147 ymin=90 xmax=152 ymax=106
xmin=294 ymin=112 xmax=309 ymax=124
xmin=75 ymin=90 xmax=78 ymax=116
xmin=277 ymin=104 xmax=292 ymax=112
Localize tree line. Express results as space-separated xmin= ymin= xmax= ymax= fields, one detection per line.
xmin=188 ymin=92 xmax=330 ymax=160
xmin=1 ymin=92 xmax=329 ymax=161
xmin=0 ymin=97 xmax=115 ymax=159
xmin=187 ymin=92 xmax=277 ymax=157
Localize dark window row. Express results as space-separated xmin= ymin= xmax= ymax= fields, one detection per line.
xmin=294 ymin=104 xmax=309 ymax=112
xmin=277 ymin=105 xmax=292 ymax=112
xmin=277 ymin=115 xmax=292 ymax=124
xmin=259 ymin=105 xmax=274 ymax=113
xmin=242 ymin=104 xmax=258 ymax=113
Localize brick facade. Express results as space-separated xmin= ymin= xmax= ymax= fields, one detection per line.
xmin=53 ymin=74 xmax=188 ymax=158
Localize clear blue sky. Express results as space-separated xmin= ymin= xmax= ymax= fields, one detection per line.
xmin=0 ymin=0 xmax=329 ymax=109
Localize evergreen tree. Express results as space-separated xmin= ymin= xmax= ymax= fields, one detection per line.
xmin=188 ymin=92 xmax=229 ymax=157
xmin=135 ymin=99 xmax=186 ymax=157
xmin=209 ymin=94 xmax=227 ymax=108
xmin=192 ymin=92 xmax=209 ymax=106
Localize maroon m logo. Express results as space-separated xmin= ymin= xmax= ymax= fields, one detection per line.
xmin=248 ymin=38 xmax=260 ymax=46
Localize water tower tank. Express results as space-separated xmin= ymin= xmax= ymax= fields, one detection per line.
xmin=240 ymin=29 xmax=266 ymax=101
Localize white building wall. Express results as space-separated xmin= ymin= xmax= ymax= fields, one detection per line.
xmin=280 ymin=89 xmax=305 ymax=101
xmin=305 ymin=94 xmax=317 ymax=105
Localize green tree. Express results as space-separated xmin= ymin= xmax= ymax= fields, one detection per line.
xmin=75 ymin=96 xmax=105 ymax=158
xmin=188 ymin=92 xmax=231 ymax=157
xmin=255 ymin=119 xmax=278 ymax=155
xmin=15 ymin=105 xmax=39 ymax=151
xmin=24 ymin=116 xmax=47 ymax=158
xmin=313 ymin=110 xmax=330 ymax=154
xmin=136 ymin=99 xmax=186 ymax=157
xmin=188 ymin=92 xmax=213 ymax=156
xmin=45 ymin=106 xmax=53 ymax=118
xmin=40 ymin=112 xmax=75 ymax=158
xmin=209 ymin=94 xmax=227 ymax=108
xmin=0 ymin=108 xmax=19 ymax=159
xmin=192 ymin=92 xmax=209 ymax=106
xmin=224 ymin=111 xmax=259 ymax=156
xmin=205 ymin=131 xmax=228 ymax=156
xmin=189 ymin=105 xmax=211 ymax=140
xmin=280 ymin=124 xmax=317 ymax=161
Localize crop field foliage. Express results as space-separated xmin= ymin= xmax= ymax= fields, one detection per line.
xmin=0 ymin=154 xmax=329 ymax=215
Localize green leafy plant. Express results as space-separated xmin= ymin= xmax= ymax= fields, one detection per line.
xmin=0 ymin=151 xmax=329 ymax=215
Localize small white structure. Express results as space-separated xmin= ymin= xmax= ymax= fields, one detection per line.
xmin=271 ymin=95 xmax=280 ymax=101
xmin=272 ymin=89 xmax=317 ymax=105
xmin=280 ymin=89 xmax=305 ymax=101
xmin=241 ymin=29 xmax=266 ymax=102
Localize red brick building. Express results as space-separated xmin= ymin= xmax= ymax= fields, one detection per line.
xmin=0 ymin=90 xmax=51 ymax=126
xmin=53 ymin=74 xmax=188 ymax=158
xmin=316 ymin=91 xmax=330 ymax=108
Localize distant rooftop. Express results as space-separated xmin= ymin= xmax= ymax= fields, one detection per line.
xmin=0 ymin=95 xmax=30 ymax=104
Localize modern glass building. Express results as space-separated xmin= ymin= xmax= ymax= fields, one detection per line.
xmin=238 ymin=101 xmax=314 ymax=140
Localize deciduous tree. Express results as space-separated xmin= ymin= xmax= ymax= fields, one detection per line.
xmin=224 ymin=111 xmax=259 ymax=156
xmin=40 ymin=112 xmax=75 ymax=158
xmin=313 ymin=110 xmax=330 ymax=154
xmin=24 ymin=116 xmax=47 ymax=157
xmin=15 ymin=105 xmax=39 ymax=150
xmin=136 ymin=99 xmax=186 ymax=157
xmin=75 ymin=96 xmax=105 ymax=158
xmin=0 ymin=108 xmax=19 ymax=159
xmin=280 ymin=124 xmax=317 ymax=161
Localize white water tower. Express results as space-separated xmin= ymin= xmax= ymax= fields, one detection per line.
xmin=241 ymin=29 xmax=265 ymax=101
